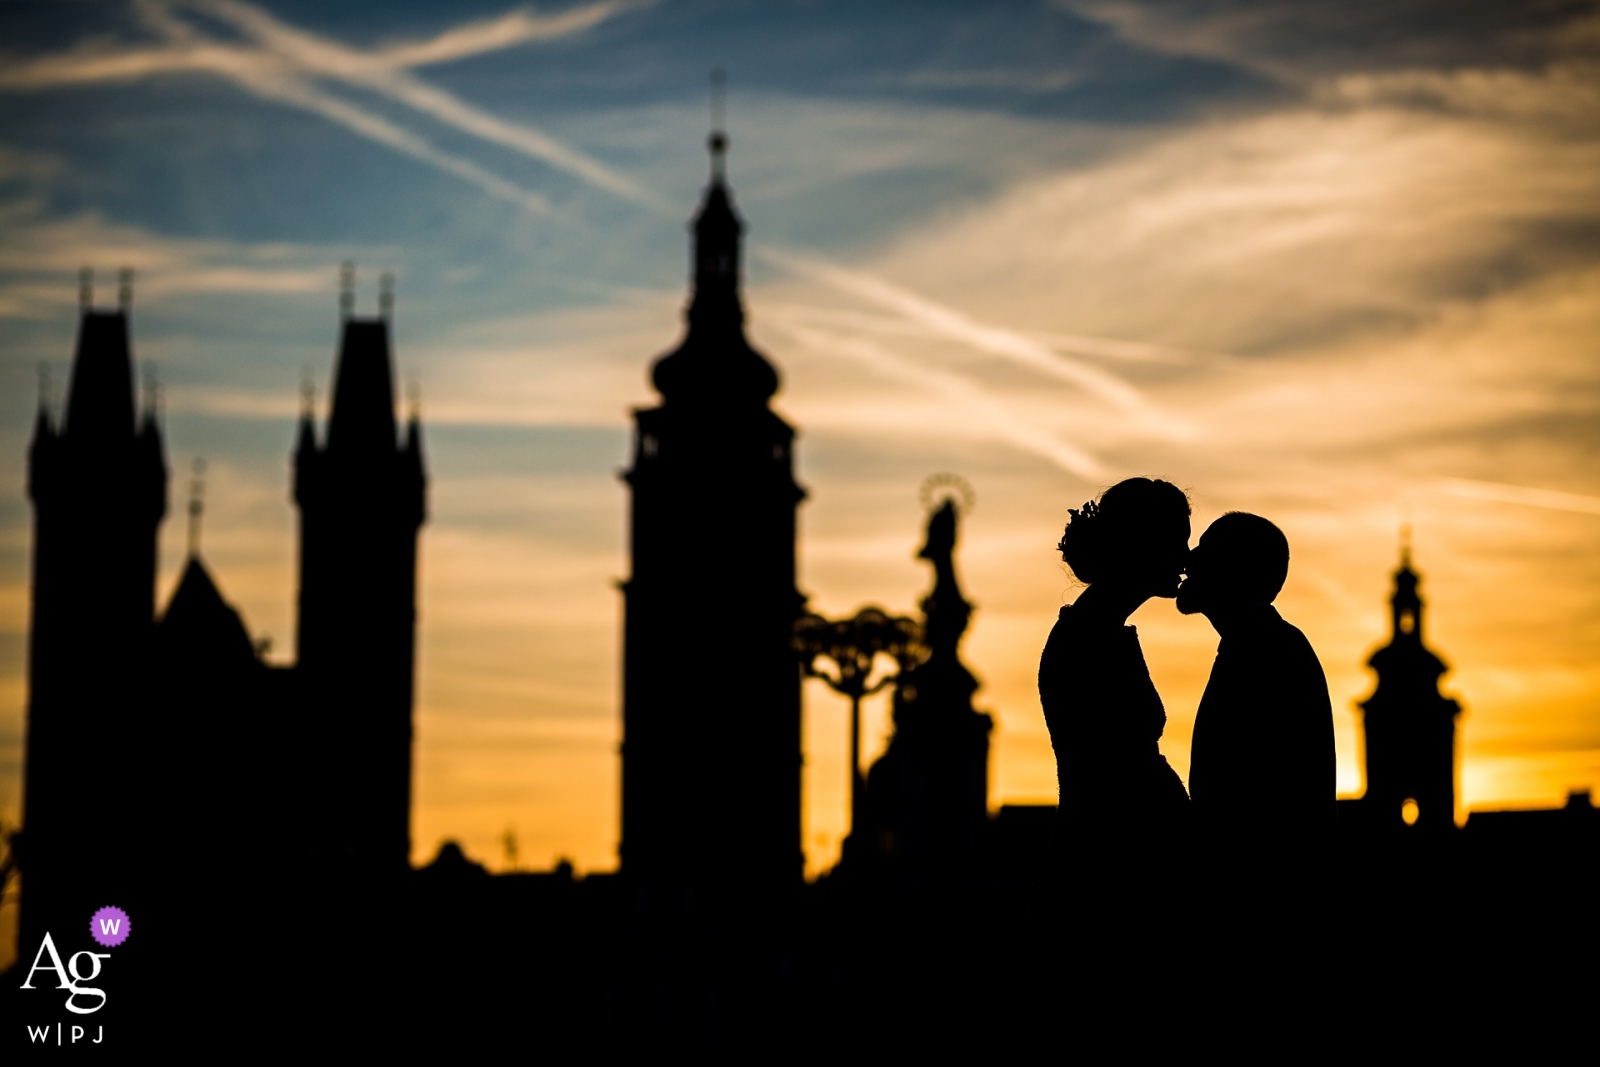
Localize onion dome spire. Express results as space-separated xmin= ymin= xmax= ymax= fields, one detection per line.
xmin=649 ymin=72 xmax=779 ymax=406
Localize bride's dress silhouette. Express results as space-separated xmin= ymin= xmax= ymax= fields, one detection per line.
xmin=1039 ymin=478 xmax=1191 ymax=866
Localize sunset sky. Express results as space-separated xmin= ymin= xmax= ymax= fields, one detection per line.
xmin=2 ymin=0 xmax=1598 ymax=895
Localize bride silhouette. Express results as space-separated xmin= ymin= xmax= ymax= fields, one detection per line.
xmin=1039 ymin=477 xmax=1191 ymax=872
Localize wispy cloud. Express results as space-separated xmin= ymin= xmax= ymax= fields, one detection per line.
xmin=898 ymin=68 xmax=1080 ymax=93
xmin=770 ymin=311 xmax=1106 ymax=480
xmin=182 ymin=0 xmax=668 ymax=210
xmin=1439 ymin=478 xmax=1600 ymax=517
xmin=0 ymin=1 xmax=654 ymax=215
xmin=0 ymin=207 xmax=348 ymax=316
xmin=0 ymin=1 xmax=634 ymax=86
xmin=1055 ymin=0 xmax=1600 ymax=85
xmin=766 ymin=303 xmax=1213 ymax=366
xmin=375 ymin=2 xmax=643 ymax=68
xmin=759 ymin=246 xmax=1192 ymax=441
xmin=1028 ymin=329 xmax=1214 ymax=366
xmin=204 ymin=54 xmax=558 ymax=215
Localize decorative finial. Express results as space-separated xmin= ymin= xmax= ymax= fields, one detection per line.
xmin=300 ymin=367 xmax=316 ymax=419
xmin=187 ymin=457 xmax=206 ymax=558
xmin=379 ymin=272 xmax=394 ymax=319
xmin=708 ymin=68 xmax=727 ymax=180
xmin=406 ymin=379 xmax=421 ymax=422
xmin=1399 ymin=522 xmax=1413 ymax=569
xmin=919 ymin=472 xmax=976 ymax=516
xmin=79 ymin=267 xmax=92 ymax=310
xmin=37 ymin=362 xmax=51 ymax=416
xmin=118 ymin=267 xmax=133 ymax=312
xmin=339 ymin=261 xmax=355 ymax=318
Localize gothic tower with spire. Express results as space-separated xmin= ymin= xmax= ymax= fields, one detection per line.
xmin=1357 ymin=543 xmax=1463 ymax=831
xmin=22 ymin=269 xmax=167 ymax=945
xmin=294 ymin=268 xmax=427 ymax=873
xmin=620 ymin=127 xmax=806 ymax=900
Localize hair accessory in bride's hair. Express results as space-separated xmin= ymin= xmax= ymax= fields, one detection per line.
xmin=1057 ymin=498 xmax=1100 ymax=555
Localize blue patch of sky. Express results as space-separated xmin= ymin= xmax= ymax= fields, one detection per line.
xmin=0 ymin=1 xmax=1281 ymax=235
xmin=429 ymin=424 xmax=627 ymax=479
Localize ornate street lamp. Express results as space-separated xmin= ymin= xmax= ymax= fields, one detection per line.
xmin=794 ymin=607 xmax=922 ymax=832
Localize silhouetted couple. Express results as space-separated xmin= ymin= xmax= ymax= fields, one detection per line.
xmin=1037 ymin=477 xmax=1333 ymax=957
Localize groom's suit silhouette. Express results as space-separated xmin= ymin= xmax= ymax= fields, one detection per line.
xmin=1179 ymin=514 xmax=1334 ymax=847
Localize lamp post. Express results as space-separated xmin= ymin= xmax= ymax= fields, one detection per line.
xmin=794 ymin=607 xmax=922 ymax=835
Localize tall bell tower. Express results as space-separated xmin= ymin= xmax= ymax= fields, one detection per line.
xmin=21 ymin=270 xmax=167 ymax=948
xmin=294 ymin=267 xmax=427 ymax=873
xmin=1357 ymin=541 xmax=1462 ymax=831
xmin=620 ymin=127 xmax=806 ymax=901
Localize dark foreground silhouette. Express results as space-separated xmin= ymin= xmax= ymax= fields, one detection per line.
xmin=4 ymin=132 xmax=1596 ymax=1055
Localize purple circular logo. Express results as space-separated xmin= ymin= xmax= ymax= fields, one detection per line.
xmin=90 ymin=906 xmax=130 ymax=948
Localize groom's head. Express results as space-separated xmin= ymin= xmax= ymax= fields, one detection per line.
xmin=1177 ymin=512 xmax=1289 ymax=618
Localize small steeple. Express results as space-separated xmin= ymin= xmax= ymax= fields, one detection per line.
xmin=647 ymin=74 xmax=780 ymax=407
xmin=379 ymin=272 xmax=395 ymax=320
xmin=1359 ymin=527 xmax=1462 ymax=831
xmin=187 ymin=458 xmax=205 ymax=558
xmin=118 ymin=267 xmax=133 ymax=312
xmin=79 ymin=266 xmax=92 ymax=311
xmin=692 ymin=73 xmax=740 ymax=308
xmin=1391 ymin=529 xmax=1423 ymax=642
xmin=709 ymin=68 xmax=727 ymax=183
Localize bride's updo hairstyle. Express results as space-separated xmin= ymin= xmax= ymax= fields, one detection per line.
xmin=1058 ymin=477 xmax=1191 ymax=585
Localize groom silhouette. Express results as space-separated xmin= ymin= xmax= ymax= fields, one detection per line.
xmin=1178 ymin=513 xmax=1334 ymax=852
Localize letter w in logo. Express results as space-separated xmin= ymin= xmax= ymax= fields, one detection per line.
xmin=98 ymin=919 xmax=120 ymax=936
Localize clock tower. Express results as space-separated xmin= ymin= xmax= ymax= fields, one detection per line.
xmin=619 ymin=128 xmax=806 ymax=904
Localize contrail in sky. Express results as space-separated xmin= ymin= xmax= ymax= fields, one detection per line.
xmin=373 ymin=3 xmax=640 ymax=68
xmin=0 ymin=1 xmax=648 ymax=213
xmin=183 ymin=0 xmax=670 ymax=211
xmin=0 ymin=0 xmax=1215 ymax=425
xmin=757 ymin=246 xmax=1193 ymax=441
xmin=1439 ymin=478 xmax=1600 ymax=516
xmin=774 ymin=314 xmax=1106 ymax=481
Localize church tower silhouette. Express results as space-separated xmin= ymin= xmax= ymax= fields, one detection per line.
xmin=21 ymin=270 xmax=167 ymax=948
xmin=294 ymin=267 xmax=427 ymax=873
xmin=1357 ymin=542 xmax=1462 ymax=831
xmin=620 ymin=128 xmax=806 ymax=900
